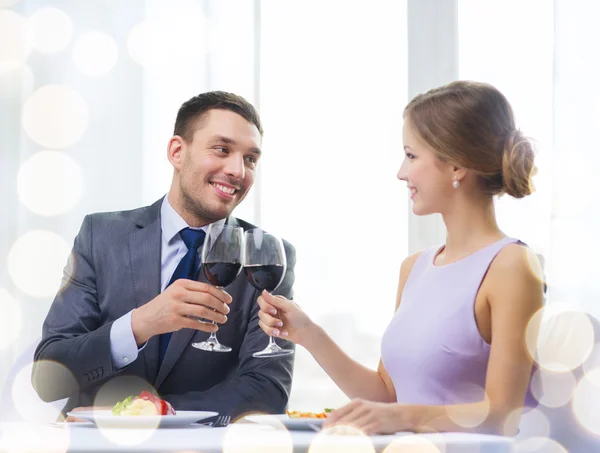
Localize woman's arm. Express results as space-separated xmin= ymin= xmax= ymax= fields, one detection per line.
xmin=258 ymin=252 xmax=421 ymax=403
xmin=326 ymin=245 xmax=544 ymax=434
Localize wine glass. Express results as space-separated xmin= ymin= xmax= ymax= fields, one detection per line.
xmin=244 ymin=229 xmax=294 ymax=358
xmin=191 ymin=224 xmax=243 ymax=352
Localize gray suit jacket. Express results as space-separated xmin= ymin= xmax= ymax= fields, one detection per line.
xmin=32 ymin=198 xmax=296 ymax=418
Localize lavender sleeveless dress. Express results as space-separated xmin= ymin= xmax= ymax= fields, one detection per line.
xmin=381 ymin=237 xmax=535 ymax=407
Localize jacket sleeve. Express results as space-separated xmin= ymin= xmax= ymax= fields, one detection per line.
xmin=32 ymin=215 xmax=118 ymax=402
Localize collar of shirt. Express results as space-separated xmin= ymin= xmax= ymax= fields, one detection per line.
xmin=160 ymin=196 xmax=226 ymax=244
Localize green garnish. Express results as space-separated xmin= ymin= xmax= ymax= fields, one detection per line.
xmin=324 ymin=408 xmax=334 ymax=413
xmin=111 ymin=395 xmax=135 ymax=415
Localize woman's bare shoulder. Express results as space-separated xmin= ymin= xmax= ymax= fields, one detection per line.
xmin=485 ymin=242 xmax=544 ymax=306
xmin=490 ymin=242 xmax=542 ymax=275
xmin=394 ymin=251 xmax=424 ymax=311
xmin=400 ymin=250 xmax=423 ymax=276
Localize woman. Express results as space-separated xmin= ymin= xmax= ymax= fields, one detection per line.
xmin=257 ymin=81 xmax=544 ymax=435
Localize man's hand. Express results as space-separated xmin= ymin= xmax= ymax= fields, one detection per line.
xmin=64 ymin=406 xmax=112 ymax=422
xmin=131 ymin=279 xmax=232 ymax=345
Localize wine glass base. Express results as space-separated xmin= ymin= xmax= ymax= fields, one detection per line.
xmin=191 ymin=341 xmax=232 ymax=353
xmin=252 ymin=344 xmax=294 ymax=358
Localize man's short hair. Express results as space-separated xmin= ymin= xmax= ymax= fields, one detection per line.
xmin=174 ymin=91 xmax=263 ymax=142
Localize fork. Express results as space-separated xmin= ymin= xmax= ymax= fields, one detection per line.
xmin=212 ymin=415 xmax=231 ymax=427
xmin=200 ymin=414 xmax=231 ymax=427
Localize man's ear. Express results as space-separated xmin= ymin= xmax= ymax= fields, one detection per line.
xmin=167 ymin=136 xmax=185 ymax=170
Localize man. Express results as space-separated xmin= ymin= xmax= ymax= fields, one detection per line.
xmin=32 ymin=91 xmax=296 ymax=419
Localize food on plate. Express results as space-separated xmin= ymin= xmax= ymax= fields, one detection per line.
xmin=112 ymin=391 xmax=176 ymax=416
xmin=286 ymin=408 xmax=333 ymax=419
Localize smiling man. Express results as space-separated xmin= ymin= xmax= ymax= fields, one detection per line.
xmin=32 ymin=92 xmax=296 ymax=419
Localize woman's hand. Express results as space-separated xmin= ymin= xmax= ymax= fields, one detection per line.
xmin=257 ymin=290 xmax=317 ymax=346
xmin=324 ymin=399 xmax=411 ymax=435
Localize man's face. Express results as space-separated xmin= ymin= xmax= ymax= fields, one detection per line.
xmin=169 ymin=109 xmax=262 ymax=224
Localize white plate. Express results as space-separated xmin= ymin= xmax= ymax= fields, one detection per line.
xmin=48 ymin=421 xmax=94 ymax=428
xmin=67 ymin=410 xmax=218 ymax=429
xmin=245 ymin=414 xmax=325 ymax=431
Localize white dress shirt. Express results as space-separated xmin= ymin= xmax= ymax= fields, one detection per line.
xmin=109 ymin=196 xmax=225 ymax=369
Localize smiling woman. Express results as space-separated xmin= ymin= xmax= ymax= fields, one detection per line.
xmin=255 ymin=80 xmax=544 ymax=435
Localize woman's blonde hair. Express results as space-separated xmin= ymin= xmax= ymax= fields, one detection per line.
xmin=404 ymin=80 xmax=536 ymax=198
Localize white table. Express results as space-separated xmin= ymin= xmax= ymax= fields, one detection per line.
xmin=0 ymin=422 xmax=514 ymax=453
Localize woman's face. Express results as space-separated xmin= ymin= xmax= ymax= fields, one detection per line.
xmin=397 ymin=118 xmax=457 ymax=216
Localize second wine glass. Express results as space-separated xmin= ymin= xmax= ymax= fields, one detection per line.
xmin=244 ymin=229 xmax=294 ymax=358
xmin=191 ymin=224 xmax=243 ymax=353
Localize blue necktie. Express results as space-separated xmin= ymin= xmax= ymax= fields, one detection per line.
xmin=158 ymin=228 xmax=206 ymax=364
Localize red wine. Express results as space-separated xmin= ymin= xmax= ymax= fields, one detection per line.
xmin=244 ymin=264 xmax=285 ymax=292
xmin=203 ymin=262 xmax=242 ymax=287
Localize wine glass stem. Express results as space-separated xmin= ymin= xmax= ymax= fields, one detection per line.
xmin=207 ymin=330 xmax=218 ymax=343
xmin=268 ymin=335 xmax=278 ymax=348
xmin=206 ymin=286 xmax=221 ymax=343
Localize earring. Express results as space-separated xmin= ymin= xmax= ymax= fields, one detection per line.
xmin=452 ymin=177 xmax=460 ymax=189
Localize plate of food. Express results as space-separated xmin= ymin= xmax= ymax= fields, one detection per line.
xmin=245 ymin=409 xmax=333 ymax=431
xmin=67 ymin=391 xmax=217 ymax=428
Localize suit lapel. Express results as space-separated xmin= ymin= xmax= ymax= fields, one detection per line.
xmin=224 ymin=216 xmax=240 ymax=228
xmin=155 ymin=267 xmax=209 ymax=388
xmin=128 ymin=199 xmax=163 ymax=384
xmin=154 ymin=215 xmax=241 ymax=388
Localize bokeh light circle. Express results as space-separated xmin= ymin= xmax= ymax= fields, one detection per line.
xmin=30 ymin=7 xmax=73 ymax=54
xmin=572 ymin=366 xmax=600 ymax=436
xmin=524 ymin=248 xmax=545 ymax=287
xmin=93 ymin=375 xmax=160 ymax=445
xmin=512 ymin=437 xmax=567 ymax=453
xmin=309 ymin=424 xmax=375 ymax=453
xmin=509 ymin=406 xmax=550 ymax=441
xmin=0 ymin=423 xmax=69 ymax=453
xmin=12 ymin=361 xmax=72 ymax=423
xmin=22 ymin=84 xmax=89 ymax=148
xmin=127 ymin=14 xmax=207 ymax=67
xmin=526 ymin=305 xmax=595 ymax=372
xmin=8 ymin=230 xmax=71 ymax=298
xmin=0 ymin=289 xmax=22 ymax=350
xmin=17 ymin=150 xmax=83 ymax=216
xmin=531 ymin=366 xmax=577 ymax=408
xmin=0 ymin=63 xmax=34 ymax=98
xmin=73 ymin=31 xmax=118 ymax=76
xmin=383 ymin=435 xmax=442 ymax=453
xmin=224 ymin=414 xmax=293 ymax=453
xmin=582 ymin=340 xmax=600 ymax=377
xmin=0 ymin=10 xmax=32 ymax=73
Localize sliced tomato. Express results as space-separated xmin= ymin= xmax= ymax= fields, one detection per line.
xmin=138 ymin=391 xmax=157 ymax=402
xmin=137 ymin=391 xmax=161 ymax=414
xmin=160 ymin=399 xmax=176 ymax=415
xmin=137 ymin=391 xmax=175 ymax=415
